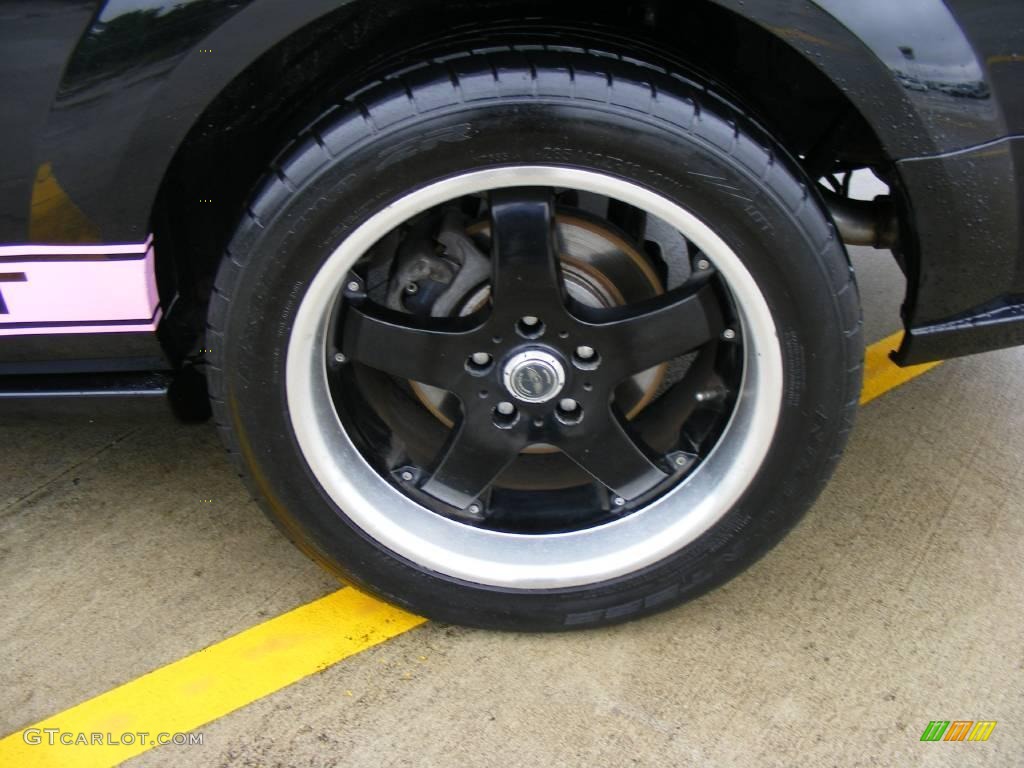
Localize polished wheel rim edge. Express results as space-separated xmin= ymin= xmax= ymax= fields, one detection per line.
xmin=286 ymin=166 xmax=784 ymax=589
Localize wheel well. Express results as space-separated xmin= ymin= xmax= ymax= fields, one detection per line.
xmin=152 ymin=0 xmax=889 ymax=361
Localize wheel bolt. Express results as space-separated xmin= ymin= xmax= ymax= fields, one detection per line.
xmin=722 ymin=329 xmax=736 ymax=341
xmin=555 ymin=398 xmax=583 ymax=425
xmin=696 ymin=258 xmax=711 ymax=271
xmin=516 ymin=316 xmax=546 ymax=339
xmin=468 ymin=503 xmax=482 ymax=515
xmin=466 ymin=351 xmax=494 ymax=376
xmin=333 ymin=352 xmax=347 ymax=364
xmin=497 ymin=401 xmax=515 ymax=416
xmin=573 ymin=346 xmax=600 ymax=370
xmin=347 ymin=280 xmax=361 ymax=291
xmin=400 ymin=470 xmax=414 ymax=482
xmin=613 ymin=496 xmax=625 ymax=507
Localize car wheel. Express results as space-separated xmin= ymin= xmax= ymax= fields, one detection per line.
xmin=206 ymin=47 xmax=862 ymax=630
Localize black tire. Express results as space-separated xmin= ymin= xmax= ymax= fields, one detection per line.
xmin=207 ymin=46 xmax=862 ymax=631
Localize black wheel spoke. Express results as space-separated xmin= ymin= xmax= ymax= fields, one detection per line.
xmin=577 ymin=283 xmax=724 ymax=376
xmin=421 ymin=412 xmax=526 ymax=509
xmin=326 ymin=176 xmax=746 ymax=535
xmin=341 ymin=304 xmax=478 ymax=389
xmin=488 ymin=188 xmax=565 ymax=313
xmin=559 ymin=407 xmax=669 ymax=500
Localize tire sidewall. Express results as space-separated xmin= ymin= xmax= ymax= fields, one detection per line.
xmin=220 ymin=93 xmax=855 ymax=629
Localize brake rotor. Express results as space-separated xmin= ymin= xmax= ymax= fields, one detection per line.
xmin=410 ymin=211 xmax=667 ymax=447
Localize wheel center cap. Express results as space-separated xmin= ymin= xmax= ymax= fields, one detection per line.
xmin=503 ymin=350 xmax=566 ymax=403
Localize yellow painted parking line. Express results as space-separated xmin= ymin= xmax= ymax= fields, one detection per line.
xmin=860 ymin=331 xmax=943 ymax=404
xmin=0 ymin=330 xmax=941 ymax=767
xmin=0 ymin=589 xmax=425 ymax=767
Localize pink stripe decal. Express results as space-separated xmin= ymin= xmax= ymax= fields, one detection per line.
xmin=0 ymin=239 xmax=160 ymax=336
xmin=0 ymin=235 xmax=153 ymax=258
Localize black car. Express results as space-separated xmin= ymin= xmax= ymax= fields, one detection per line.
xmin=2 ymin=0 xmax=1022 ymax=630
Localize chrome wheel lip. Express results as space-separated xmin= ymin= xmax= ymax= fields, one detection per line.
xmin=286 ymin=166 xmax=783 ymax=589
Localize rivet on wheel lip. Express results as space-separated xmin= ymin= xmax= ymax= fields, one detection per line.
xmin=667 ymin=450 xmax=698 ymax=471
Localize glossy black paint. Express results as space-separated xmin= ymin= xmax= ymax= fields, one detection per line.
xmin=0 ymin=331 xmax=165 ymax=375
xmin=715 ymin=0 xmax=1018 ymax=157
xmin=340 ymin=188 xmax=726 ymax=509
xmin=0 ymin=369 xmax=173 ymax=420
xmin=0 ymin=0 xmax=1022 ymax=381
xmin=894 ymin=135 xmax=1024 ymax=364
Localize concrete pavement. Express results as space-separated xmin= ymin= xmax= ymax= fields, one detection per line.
xmin=2 ymin=235 xmax=1021 ymax=767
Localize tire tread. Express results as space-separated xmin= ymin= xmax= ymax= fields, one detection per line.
xmin=206 ymin=45 xmax=863 ymax=629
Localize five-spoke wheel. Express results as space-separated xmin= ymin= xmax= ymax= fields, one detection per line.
xmin=339 ymin=187 xmax=726 ymax=511
xmin=210 ymin=49 xmax=861 ymax=629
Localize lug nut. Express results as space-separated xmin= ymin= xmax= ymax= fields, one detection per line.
xmin=573 ymin=346 xmax=600 ymax=370
xmin=722 ymin=329 xmax=736 ymax=341
xmin=695 ymin=258 xmax=711 ymax=271
xmin=555 ymin=398 xmax=584 ymax=425
xmin=468 ymin=503 xmax=482 ymax=515
xmin=613 ymin=496 xmax=626 ymax=507
xmin=516 ymin=316 xmax=546 ymax=338
xmin=333 ymin=352 xmax=347 ymax=364
xmin=497 ymin=401 xmax=515 ymax=416
xmin=466 ymin=351 xmax=494 ymax=376
xmin=400 ymin=470 xmax=414 ymax=482
xmin=346 ymin=280 xmax=361 ymax=292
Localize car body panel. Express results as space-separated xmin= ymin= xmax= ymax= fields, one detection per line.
xmin=0 ymin=0 xmax=1022 ymax=378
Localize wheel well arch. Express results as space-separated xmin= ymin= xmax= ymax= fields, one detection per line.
xmin=150 ymin=0 xmax=893 ymax=361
